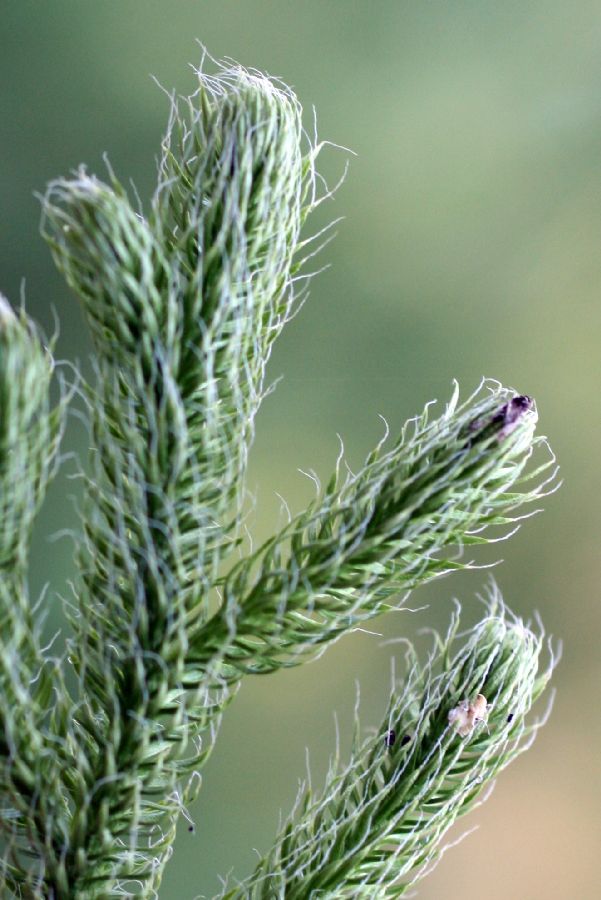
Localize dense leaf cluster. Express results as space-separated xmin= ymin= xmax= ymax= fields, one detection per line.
xmin=0 ymin=59 xmax=557 ymax=898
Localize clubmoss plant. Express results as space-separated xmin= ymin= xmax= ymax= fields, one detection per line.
xmin=0 ymin=55 xmax=559 ymax=898
xmin=222 ymin=588 xmax=557 ymax=898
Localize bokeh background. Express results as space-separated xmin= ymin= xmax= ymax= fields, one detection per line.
xmin=2 ymin=2 xmax=600 ymax=898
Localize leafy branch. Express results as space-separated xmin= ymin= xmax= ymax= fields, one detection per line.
xmin=191 ymin=383 xmax=555 ymax=681
xmin=0 ymin=54 xmax=559 ymax=899
xmin=220 ymin=588 xmax=558 ymax=898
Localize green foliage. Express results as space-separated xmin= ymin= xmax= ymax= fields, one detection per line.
xmin=190 ymin=384 xmax=553 ymax=680
xmin=0 ymin=57 xmax=558 ymax=898
xmin=0 ymin=298 xmax=64 ymax=574
xmin=221 ymin=589 xmax=557 ymax=898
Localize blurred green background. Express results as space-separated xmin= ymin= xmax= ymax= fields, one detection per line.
xmin=2 ymin=2 xmax=600 ymax=897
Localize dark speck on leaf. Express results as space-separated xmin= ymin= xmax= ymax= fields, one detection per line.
xmin=467 ymin=394 xmax=533 ymax=442
xmin=400 ymin=734 xmax=411 ymax=747
xmin=507 ymin=713 xmax=514 ymax=723
xmin=385 ymin=729 xmax=396 ymax=748
xmin=494 ymin=395 xmax=534 ymax=439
